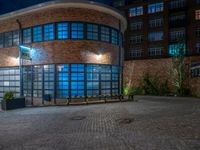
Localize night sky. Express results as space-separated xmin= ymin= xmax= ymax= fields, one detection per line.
xmin=0 ymin=0 xmax=112 ymax=15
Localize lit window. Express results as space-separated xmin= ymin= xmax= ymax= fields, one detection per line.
xmin=33 ymin=26 xmax=42 ymax=42
xmin=101 ymin=26 xmax=110 ymax=42
xmin=57 ymin=22 xmax=69 ymax=39
xmin=148 ymin=2 xmax=164 ymax=14
xmin=23 ymin=28 xmax=32 ymax=44
xmin=13 ymin=30 xmax=19 ymax=46
xmin=0 ymin=33 xmax=3 ymax=48
xmin=196 ymin=10 xmax=200 ymax=20
xmin=148 ymin=31 xmax=164 ymax=41
xmin=87 ymin=24 xmax=98 ymax=40
xmin=4 ymin=32 xmax=13 ymax=47
xmin=129 ymin=6 xmax=143 ymax=17
xmin=44 ymin=24 xmax=54 ymax=41
xmin=111 ymin=29 xmax=118 ymax=45
xmin=71 ymin=23 xmax=84 ymax=39
xmin=57 ymin=64 xmax=69 ymax=98
xmin=169 ymin=43 xmax=186 ymax=56
xmin=71 ymin=64 xmax=84 ymax=97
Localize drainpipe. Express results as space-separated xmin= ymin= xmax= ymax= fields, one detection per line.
xmin=16 ymin=19 xmax=24 ymax=97
xmin=119 ymin=20 xmax=123 ymax=95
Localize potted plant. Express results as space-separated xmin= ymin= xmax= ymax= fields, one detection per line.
xmin=1 ymin=91 xmax=25 ymax=110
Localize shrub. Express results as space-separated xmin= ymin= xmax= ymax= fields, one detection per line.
xmin=123 ymin=84 xmax=143 ymax=96
xmin=3 ymin=91 xmax=14 ymax=101
xmin=142 ymin=73 xmax=170 ymax=96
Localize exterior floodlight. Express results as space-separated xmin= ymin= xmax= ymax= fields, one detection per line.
xmin=96 ymin=54 xmax=102 ymax=60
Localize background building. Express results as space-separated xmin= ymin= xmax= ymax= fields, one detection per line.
xmin=0 ymin=0 xmax=127 ymax=105
xmin=112 ymin=0 xmax=200 ymax=97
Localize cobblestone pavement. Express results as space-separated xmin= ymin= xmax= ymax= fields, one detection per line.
xmin=0 ymin=96 xmax=200 ymax=150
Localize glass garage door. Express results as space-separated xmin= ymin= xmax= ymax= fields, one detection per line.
xmin=0 ymin=64 xmax=120 ymax=102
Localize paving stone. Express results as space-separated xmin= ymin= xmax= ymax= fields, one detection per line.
xmin=0 ymin=96 xmax=200 ymax=150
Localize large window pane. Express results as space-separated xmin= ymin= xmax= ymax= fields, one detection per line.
xmin=71 ymin=23 xmax=84 ymax=39
xmin=87 ymin=24 xmax=98 ymax=40
xmin=57 ymin=22 xmax=69 ymax=39
xmin=33 ymin=26 xmax=42 ymax=42
xmin=23 ymin=28 xmax=32 ymax=44
xmin=44 ymin=24 xmax=54 ymax=41
xmin=111 ymin=29 xmax=118 ymax=45
xmin=13 ymin=30 xmax=19 ymax=46
xmin=101 ymin=26 xmax=110 ymax=42
xmin=0 ymin=33 xmax=3 ymax=48
xmin=4 ymin=32 xmax=13 ymax=47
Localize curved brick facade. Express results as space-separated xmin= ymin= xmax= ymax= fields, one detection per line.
xmin=0 ymin=2 xmax=126 ymax=67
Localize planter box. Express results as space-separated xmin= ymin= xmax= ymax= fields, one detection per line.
xmin=1 ymin=97 xmax=25 ymax=110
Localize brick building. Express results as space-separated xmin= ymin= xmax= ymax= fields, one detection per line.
xmin=112 ymin=0 xmax=200 ymax=97
xmin=0 ymin=0 xmax=127 ymax=104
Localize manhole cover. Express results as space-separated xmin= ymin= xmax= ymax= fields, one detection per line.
xmin=70 ymin=116 xmax=86 ymax=121
xmin=117 ymin=118 xmax=134 ymax=124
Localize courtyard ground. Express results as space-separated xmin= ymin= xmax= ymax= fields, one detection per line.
xmin=0 ymin=96 xmax=200 ymax=150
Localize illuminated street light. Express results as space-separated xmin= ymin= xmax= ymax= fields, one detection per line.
xmin=96 ymin=54 xmax=102 ymax=60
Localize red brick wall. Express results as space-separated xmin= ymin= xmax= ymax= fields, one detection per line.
xmin=0 ymin=40 xmax=119 ymax=67
xmin=0 ymin=8 xmax=119 ymax=32
xmin=190 ymin=78 xmax=200 ymax=97
xmin=123 ymin=56 xmax=200 ymax=97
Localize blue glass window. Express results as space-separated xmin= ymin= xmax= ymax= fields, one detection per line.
xmin=71 ymin=82 xmax=84 ymax=97
xmin=57 ymin=22 xmax=69 ymax=39
xmin=71 ymin=64 xmax=84 ymax=72
xmin=57 ymin=64 xmax=69 ymax=98
xmin=44 ymin=65 xmax=55 ymax=97
xmin=129 ymin=6 xmax=143 ymax=17
xmin=44 ymin=24 xmax=54 ymax=41
xmin=111 ymin=29 xmax=118 ymax=45
xmin=23 ymin=28 xmax=32 ymax=44
xmin=71 ymin=23 xmax=84 ymax=39
xmin=71 ymin=64 xmax=84 ymax=97
xmin=148 ymin=2 xmax=164 ymax=14
xmin=101 ymin=74 xmax=111 ymax=80
xmin=87 ymin=64 xmax=99 ymax=73
xmin=0 ymin=33 xmax=3 ymax=48
xmin=33 ymin=26 xmax=42 ymax=42
xmin=148 ymin=31 xmax=163 ymax=41
xmin=87 ymin=24 xmax=98 ymax=40
xmin=4 ymin=32 xmax=13 ymax=47
xmin=169 ymin=43 xmax=186 ymax=56
xmin=100 ymin=65 xmax=111 ymax=73
xmin=13 ymin=30 xmax=19 ymax=46
xmin=101 ymin=26 xmax=110 ymax=42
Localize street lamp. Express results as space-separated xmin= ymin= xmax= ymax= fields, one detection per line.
xmin=16 ymin=19 xmax=24 ymax=97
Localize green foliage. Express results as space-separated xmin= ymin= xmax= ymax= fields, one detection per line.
xmin=123 ymin=84 xmax=130 ymax=96
xmin=130 ymin=87 xmax=143 ymax=95
xmin=3 ymin=91 xmax=14 ymax=101
xmin=123 ymin=84 xmax=143 ymax=96
xmin=142 ymin=73 xmax=170 ymax=96
xmin=170 ymin=37 xmax=189 ymax=96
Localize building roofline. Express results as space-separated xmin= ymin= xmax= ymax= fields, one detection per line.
xmin=0 ymin=0 xmax=127 ymax=32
